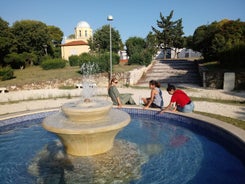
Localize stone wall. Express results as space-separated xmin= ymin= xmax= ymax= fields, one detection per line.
xmin=127 ymin=63 xmax=153 ymax=85
xmin=199 ymin=65 xmax=245 ymax=89
xmin=5 ymin=74 xmax=109 ymax=91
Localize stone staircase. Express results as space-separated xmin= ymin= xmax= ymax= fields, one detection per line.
xmin=137 ymin=60 xmax=201 ymax=87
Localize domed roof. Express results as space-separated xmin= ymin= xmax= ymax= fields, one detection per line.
xmin=76 ymin=21 xmax=90 ymax=28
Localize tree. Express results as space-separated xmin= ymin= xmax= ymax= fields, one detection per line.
xmin=125 ymin=37 xmax=152 ymax=66
xmin=88 ymin=25 xmax=123 ymax=53
xmin=183 ymin=36 xmax=193 ymax=49
xmin=192 ymin=19 xmax=245 ymax=63
xmin=172 ymin=19 xmax=184 ymax=58
xmin=152 ymin=10 xmax=183 ymax=59
xmin=11 ymin=20 xmax=51 ymax=56
xmin=0 ymin=17 xmax=14 ymax=66
xmin=125 ymin=37 xmax=146 ymax=57
xmin=145 ymin=32 xmax=158 ymax=57
xmin=47 ymin=25 xmax=64 ymax=58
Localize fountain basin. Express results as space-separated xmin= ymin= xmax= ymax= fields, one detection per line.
xmin=42 ymin=109 xmax=131 ymax=156
xmin=61 ymin=100 xmax=112 ymax=122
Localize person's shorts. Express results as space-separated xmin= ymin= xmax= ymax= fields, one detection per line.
xmin=150 ymin=103 xmax=162 ymax=109
xmin=177 ymin=101 xmax=194 ymax=113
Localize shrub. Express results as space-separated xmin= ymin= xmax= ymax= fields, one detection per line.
xmin=128 ymin=50 xmax=152 ymax=66
xmin=0 ymin=66 xmax=14 ymax=80
xmin=69 ymin=55 xmax=80 ymax=66
xmin=4 ymin=53 xmax=25 ymax=69
xmin=96 ymin=52 xmax=120 ymax=72
xmin=41 ymin=58 xmax=67 ymax=70
xmin=79 ymin=53 xmax=96 ymax=67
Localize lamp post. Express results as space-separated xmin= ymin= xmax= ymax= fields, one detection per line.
xmin=107 ymin=15 xmax=113 ymax=81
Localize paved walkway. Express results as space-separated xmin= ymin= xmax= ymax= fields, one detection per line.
xmin=0 ymin=87 xmax=244 ymax=121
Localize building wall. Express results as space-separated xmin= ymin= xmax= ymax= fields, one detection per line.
xmin=61 ymin=21 xmax=93 ymax=60
xmin=61 ymin=45 xmax=90 ymax=60
xmin=74 ymin=27 xmax=92 ymax=41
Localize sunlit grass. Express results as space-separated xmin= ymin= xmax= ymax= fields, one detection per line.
xmin=190 ymin=96 xmax=245 ymax=105
xmin=0 ymin=63 xmax=142 ymax=87
xmin=194 ymin=111 xmax=245 ymax=130
xmin=113 ymin=63 xmax=141 ymax=73
xmin=0 ymin=65 xmax=81 ymax=86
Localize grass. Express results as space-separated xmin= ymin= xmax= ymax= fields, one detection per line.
xmin=190 ymin=96 xmax=245 ymax=105
xmin=0 ymin=65 xmax=81 ymax=86
xmin=0 ymin=63 xmax=141 ymax=87
xmin=113 ymin=63 xmax=141 ymax=73
xmin=194 ymin=111 xmax=245 ymax=130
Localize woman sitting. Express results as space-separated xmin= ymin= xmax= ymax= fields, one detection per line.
xmin=161 ymin=84 xmax=194 ymax=113
xmin=141 ymin=80 xmax=164 ymax=109
xmin=108 ymin=77 xmax=136 ymax=108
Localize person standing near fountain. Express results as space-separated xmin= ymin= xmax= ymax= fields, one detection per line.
xmin=141 ymin=80 xmax=164 ymax=109
xmin=160 ymin=84 xmax=194 ymax=113
xmin=108 ymin=77 xmax=136 ymax=108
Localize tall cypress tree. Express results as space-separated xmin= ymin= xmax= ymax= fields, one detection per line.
xmin=152 ymin=10 xmax=183 ymax=59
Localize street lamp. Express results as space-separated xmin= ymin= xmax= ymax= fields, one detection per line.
xmin=107 ymin=15 xmax=113 ymax=81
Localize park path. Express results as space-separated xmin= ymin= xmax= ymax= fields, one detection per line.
xmin=0 ymin=87 xmax=244 ymax=121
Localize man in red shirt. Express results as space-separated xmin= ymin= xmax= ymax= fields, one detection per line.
xmin=161 ymin=84 xmax=194 ymax=113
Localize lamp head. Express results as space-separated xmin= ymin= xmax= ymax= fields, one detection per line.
xmin=107 ymin=15 xmax=113 ymax=21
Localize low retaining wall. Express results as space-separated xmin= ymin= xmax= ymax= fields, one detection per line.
xmin=128 ymin=62 xmax=153 ymax=85
xmin=199 ymin=65 xmax=245 ymax=89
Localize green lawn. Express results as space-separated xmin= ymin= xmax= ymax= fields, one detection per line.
xmin=194 ymin=111 xmax=245 ymax=130
xmin=0 ymin=63 xmax=141 ymax=87
xmin=0 ymin=65 xmax=81 ymax=86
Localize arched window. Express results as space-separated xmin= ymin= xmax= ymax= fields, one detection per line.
xmin=85 ymin=30 xmax=88 ymax=37
xmin=79 ymin=30 xmax=81 ymax=37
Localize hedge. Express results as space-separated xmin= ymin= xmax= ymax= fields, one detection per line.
xmin=0 ymin=66 xmax=14 ymax=81
xmin=41 ymin=58 xmax=67 ymax=70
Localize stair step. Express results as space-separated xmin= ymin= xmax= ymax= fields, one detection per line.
xmin=137 ymin=60 xmax=201 ymax=86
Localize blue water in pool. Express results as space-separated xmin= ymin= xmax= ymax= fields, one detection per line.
xmin=0 ymin=112 xmax=244 ymax=184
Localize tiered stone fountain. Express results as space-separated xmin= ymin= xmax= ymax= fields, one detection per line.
xmin=42 ymin=99 xmax=130 ymax=156
xmin=42 ymin=63 xmax=131 ymax=156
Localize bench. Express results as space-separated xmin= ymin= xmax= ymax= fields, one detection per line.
xmin=0 ymin=87 xmax=8 ymax=93
xmin=76 ymin=84 xmax=83 ymax=89
xmin=76 ymin=83 xmax=97 ymax=89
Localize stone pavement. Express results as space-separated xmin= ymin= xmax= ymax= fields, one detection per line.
xmin=0 ymin=87 xmax=244 ymax=121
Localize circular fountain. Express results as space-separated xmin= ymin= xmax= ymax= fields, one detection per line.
xmin=42 ymin=99 xmax=131 ymax=156
xmin=42 ymin=62 xmax=131 ymax=156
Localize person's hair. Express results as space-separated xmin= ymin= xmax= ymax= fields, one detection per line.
xmin=167 ymin=83 xmax=176 ymax=91
xmin=149 ymin=80 xmax=161 ymax=88
xmin=110 ymin=77 xmax=117 ymax=84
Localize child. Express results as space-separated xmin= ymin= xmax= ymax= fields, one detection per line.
xmin=161 ymin=84 xmax=194 ymax=113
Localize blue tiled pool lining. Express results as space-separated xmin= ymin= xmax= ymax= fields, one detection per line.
xmin=0 ymin=108 xmax=244 ymax=164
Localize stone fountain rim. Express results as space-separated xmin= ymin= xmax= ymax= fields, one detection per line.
xmin=61 ymin=99 xmax=113 ymax=112
xmin=42 ymin=109 xmax=131 ymax=134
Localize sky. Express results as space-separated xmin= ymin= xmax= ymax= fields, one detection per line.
xmin=1 ymin=0 xmax=245 ymax=43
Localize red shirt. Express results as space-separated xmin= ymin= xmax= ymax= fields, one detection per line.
xmin=171 ymin=89 xmax=190 ymax=107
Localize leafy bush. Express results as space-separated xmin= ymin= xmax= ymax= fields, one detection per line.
xmin=0 ymin=66 xmax=14 ymax=80
xmin=69 ymin=55 xmax=80 ymax=66
xmin=4 ymin=53 xmax=25 ymax=69
xmin=96 ymin=52 xmax=119 ymax=72
xmin=79 ymin=53 xmax=96 ymax=67
xmin=41 ymin=58 xmax=67 ymax=70
xmin=128 ymin=50 xmax=151 ymax=66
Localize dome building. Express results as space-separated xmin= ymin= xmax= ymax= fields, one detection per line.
xmin=61 ymin=21 xmax=93 ymax=60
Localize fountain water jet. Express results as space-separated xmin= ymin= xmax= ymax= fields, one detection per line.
xmin=42 ymin=63 xmax=131 ymax=156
